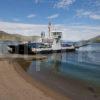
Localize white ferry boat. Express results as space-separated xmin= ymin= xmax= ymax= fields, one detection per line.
xmin=8 ymin=22 xmax=75 ymax=54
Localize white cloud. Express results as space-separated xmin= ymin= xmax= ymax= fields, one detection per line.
xmin=35 ymin=0 xmax=39 ymax=3
xmin=0 ymin=21 xmax=47 ymax=36
xmin=13 ymin=18 xmax=20 ymax=22
xmin=92 ymin=0 xmax=100 ymax=7
xmin=0 ymin=21 xmax=100 ymax=41
xmin=76 ymin=10 xmax=91 ymax=16
xmin=0 ymin=19 xmax=3 ymax=21
xmin=47 ymin=14 xmax=59 ymax=19
xmin=27 ymin=14 xmax=36 ymax=18
xmin=54 ymin=0 xmax=75 ymax=9
xmin=35 ymin=0 xmax=42 ymax=4
xmin=89 ymin=14 xmax=100 ymax=20
xmin=56 ymin=25 xmax=100 ymax=41
xmin=76 ymin=9 xmax=100 ymax=20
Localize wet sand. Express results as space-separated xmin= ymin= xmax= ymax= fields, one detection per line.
xmin=0 ymin=59 xmax=69 ymax=100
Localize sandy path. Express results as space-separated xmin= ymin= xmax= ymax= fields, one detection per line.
xmin=0 ymin=60 xmax=56 ymax=100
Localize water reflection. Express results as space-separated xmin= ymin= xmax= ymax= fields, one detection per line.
xmin=16 ymin=43 xmax=100 ymax=87
xmin=19 ymin=43 xmax=100 ymax=100
xmin=51 ymin=53 xmax=62 ymax=73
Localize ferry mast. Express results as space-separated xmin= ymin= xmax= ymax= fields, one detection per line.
xmin=48 ymin=22 xmax=51 ymax=38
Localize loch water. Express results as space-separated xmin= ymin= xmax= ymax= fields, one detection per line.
xmin=27 ymin=43 xmax=100 ymax=87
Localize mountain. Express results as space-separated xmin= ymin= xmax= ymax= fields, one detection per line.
xmin=88 ymin=35 xmax=100 ymax=43
xmin=73 ymin=35 xmax=100 ymax=48
xmin=0 ymin=31 xmax=40 ymax=41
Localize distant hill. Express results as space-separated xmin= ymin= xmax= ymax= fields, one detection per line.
xmin=0 ymin=31 xmax=40 ymax=41
xmin=88 ymin=35 xmax=100 ymax=43
xmin=74 ymin=35 xmax=100 ymax=48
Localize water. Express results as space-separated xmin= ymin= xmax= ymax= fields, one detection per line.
xmin=0 ymin=41 xmax=20 ymax=54
xmin=0 ymin=41 xmax=9 ymax=54
xmin=27 ymin=43 xmax=100 ymax=87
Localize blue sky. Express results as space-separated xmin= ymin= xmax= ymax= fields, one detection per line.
xmin=0 ymin=0 xmax=100 ymax=41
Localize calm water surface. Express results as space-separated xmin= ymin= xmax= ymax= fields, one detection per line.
xmin=27 ymin=43 xmax=100 ymax=87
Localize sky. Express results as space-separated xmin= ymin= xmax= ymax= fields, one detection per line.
xmin=0 ymin=0 xmax=100 ymax=41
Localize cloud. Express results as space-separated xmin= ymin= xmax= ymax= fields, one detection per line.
xmin=0 ymin=19 xmax=3 ymax=21
xmin=47 ymin=14 xmax=59 ymax=19
xmin=54 ymin=0 xmax=75 ymax=9
xmin=76 ymin=10 xmax=91 ymax=16
xmin=27 ymin=14 xmax=36 ymax=18
xmin=92 ymin=0 xmax=100 ymax=7
xmin=56 ymin=25 xmax=100 ymax=41
xmin=0 ymin=21 xmax=47 ymax=36
xmin=35 ymin=0 xmax=39 ymax=3
xmin=0 ymin=21 xmax=100 ymax=41
xmin=76 ymin=9 xmax=100 ymax=20
xmin=13 ymin=18 xmax=20 ymax=22
xmin=89 ymin=14 xmax=100 ymax=20
xmin=35 ymin=0 xmax=43 ymax=4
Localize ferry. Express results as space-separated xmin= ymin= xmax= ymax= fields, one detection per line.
xmin=8 ymin=22 xmax=75 ymax=54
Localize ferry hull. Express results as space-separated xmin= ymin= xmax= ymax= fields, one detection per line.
xmin=8 ymin=44 xmax=76 ymax=54
xmin=32 ymin=48 xmax=75 ymax=54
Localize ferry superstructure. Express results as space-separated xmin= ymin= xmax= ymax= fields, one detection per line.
xmin=31 ymin=22 xmax=75 ymax=53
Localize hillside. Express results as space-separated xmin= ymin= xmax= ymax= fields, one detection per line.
xmin=0 ymin=31 xmax=40 ymax=41
xmin=89 ymin=35 xmax=100 ymax=43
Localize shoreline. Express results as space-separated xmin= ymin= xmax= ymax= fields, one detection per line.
xmin=15 ymin=58 xmax=100 ymax=100
xmin=0 ymin=58 xmax=100 ymax=100
xmin=0 ymin=59 xmax=69 ymax=100
xmin=13 ymin=59 xmax=70 ymax=100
